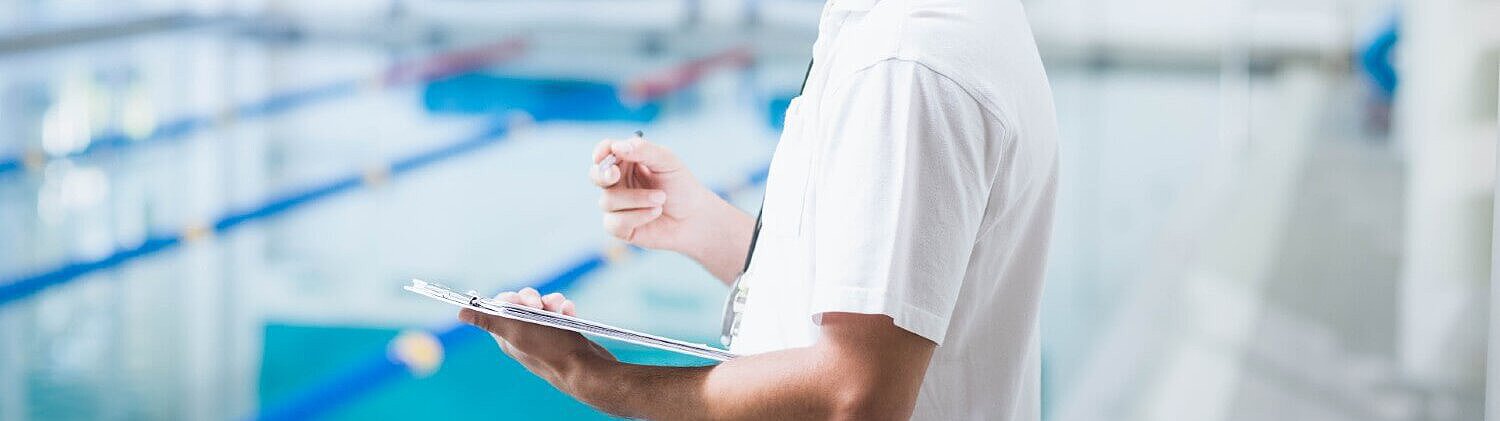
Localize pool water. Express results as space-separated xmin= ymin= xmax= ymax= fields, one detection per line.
xmin=259 ymin=323 xmax=719 ymax=420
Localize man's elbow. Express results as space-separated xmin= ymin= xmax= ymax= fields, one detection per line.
xmin=827 ymin=384 xmax=918 ymax=421
xmin=810 ymin=312 xmax=935 ymax=419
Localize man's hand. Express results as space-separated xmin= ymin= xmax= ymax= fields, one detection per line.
xmin=458 ymin=288 xmax=615 ymax=391
xmin=590 ymin=136 xmax=756 ymax=283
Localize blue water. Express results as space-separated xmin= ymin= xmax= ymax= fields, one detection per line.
xmin=259 ymin=323 xmax=718 ymax=420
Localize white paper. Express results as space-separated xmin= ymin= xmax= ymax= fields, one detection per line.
xmin=404 ymin=279 xmax=737 ymax=362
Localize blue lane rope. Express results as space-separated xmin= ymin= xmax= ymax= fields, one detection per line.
xmin=0 ymin=44 xmax=758 ymax=417
xmin=0 ymin=120 xmax=513 ymax=307
xmin=0 ymin=80 xmax=358 ymax=177
xmin=248 ymin=164 xmax=770 ymax=421
xmin=0 ymin=45 xmax=756 ymax=308
xmin=0 ymin=38 xmax=528 ymax=177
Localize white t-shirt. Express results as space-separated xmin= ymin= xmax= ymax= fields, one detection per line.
xmin=728 ymin=0 xmax=1059 ymax=419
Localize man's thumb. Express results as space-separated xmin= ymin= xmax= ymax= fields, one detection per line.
xmin=460 ymin=309 xmax=499 ymax=333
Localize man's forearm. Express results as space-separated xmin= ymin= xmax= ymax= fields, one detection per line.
xmin=474 ymin=312 xmax=933 ymax=420
xmin=679 ymin=199 xmax=756 ymax=284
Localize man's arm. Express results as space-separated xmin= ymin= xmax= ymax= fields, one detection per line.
xmin=575 ymin=312 xmax=934 ymax=420
xmin=672 ymin=198 xmax=756 ymax=283
xmin=461 ymin=290 xmax=935 ymax=420
xmin=589 ymin=137 xmax=755 ymax=284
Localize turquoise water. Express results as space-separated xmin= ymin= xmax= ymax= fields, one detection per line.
xmin=259 ymin=323 xmax=718 ymax=420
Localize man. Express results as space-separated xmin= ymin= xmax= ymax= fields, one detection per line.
xmin=459 ymin=0 xmax=1059 ymax=418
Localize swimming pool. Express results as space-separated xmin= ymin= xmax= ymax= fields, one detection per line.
xmin=0 ymin=25 xmax=1284 ymax=420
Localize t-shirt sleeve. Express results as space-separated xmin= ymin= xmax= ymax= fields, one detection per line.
xmin=808 ymin=59 xmax=997 ymax=345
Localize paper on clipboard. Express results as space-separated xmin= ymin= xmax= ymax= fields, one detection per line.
xmin=404 ymin=279 xmax=737 ymax=362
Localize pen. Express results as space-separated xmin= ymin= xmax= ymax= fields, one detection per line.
xmin=598 ymin=130 xmax=643 ymax=176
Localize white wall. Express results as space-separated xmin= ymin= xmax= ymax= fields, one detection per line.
xmin=1399 ymin=0 xmax=1500 ymax=395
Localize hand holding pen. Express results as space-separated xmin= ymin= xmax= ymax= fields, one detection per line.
xmin=588 ymin=131 xmax=756 ymax=282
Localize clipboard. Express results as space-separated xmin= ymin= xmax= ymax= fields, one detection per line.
xmin=404 ymin=279 xmax=738 ymax=362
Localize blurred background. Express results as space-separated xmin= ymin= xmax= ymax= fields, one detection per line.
xmin=0 ymin=0 xmax=1497 ymax=420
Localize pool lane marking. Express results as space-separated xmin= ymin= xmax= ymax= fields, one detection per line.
xmin=620 ymin=45 xmax=754 ymax=104
xmin=0 ymin=45 xmax=757 ymax=308
xmin=248 ymin=163 xmax=770 ymax=421
xmin=0 ymin=37 xmax=530 ymax=177
xmin=0 ymin=121 xmax=514 ymax=308
xmin=379 ymin=38 xmax=530 ymax=88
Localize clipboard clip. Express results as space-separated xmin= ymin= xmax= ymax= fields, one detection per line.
xmin=406 ymin=279 xmax=492 ymax=310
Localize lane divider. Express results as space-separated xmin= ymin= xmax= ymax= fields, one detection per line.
xmin=249 ymin=163 xmax=770 ymax=421
xmin=0 ymin=45 xmax=757 ymax=309
xmin=620 ymin=45 xmax=754 ymax=104
xmin=380 ymin=39 xmax=530 ymax=88
xmin=0 ymin=120 xmax=513 ymax=308
xmin=0 ymin=37 xmax=530 ymax=177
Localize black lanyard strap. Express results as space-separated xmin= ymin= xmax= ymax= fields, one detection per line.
xmin=742 ymin=210 xmax=763 ymax=273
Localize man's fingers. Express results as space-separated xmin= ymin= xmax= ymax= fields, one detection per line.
xmin=560 ymin=299 xmax=576 ymax=316
xmin=542 ymin=292 xmax=566 ymax=312
xmin=489 ymin=290 xmax=562 ymax=314
xmin=518 ymin=287 xmax=544 ymax=308
xmin=590 ymin=138 xmax=624 ymax=188
xmin=598 ymin=189 xmax=666 ymax=211
xmin=590 ymin=161 xmax=621 ymax=188
xmin=609 ymin=138 xmax=683 ymax=174
xmin=603 ymin=207 xmax=663 ymax=241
